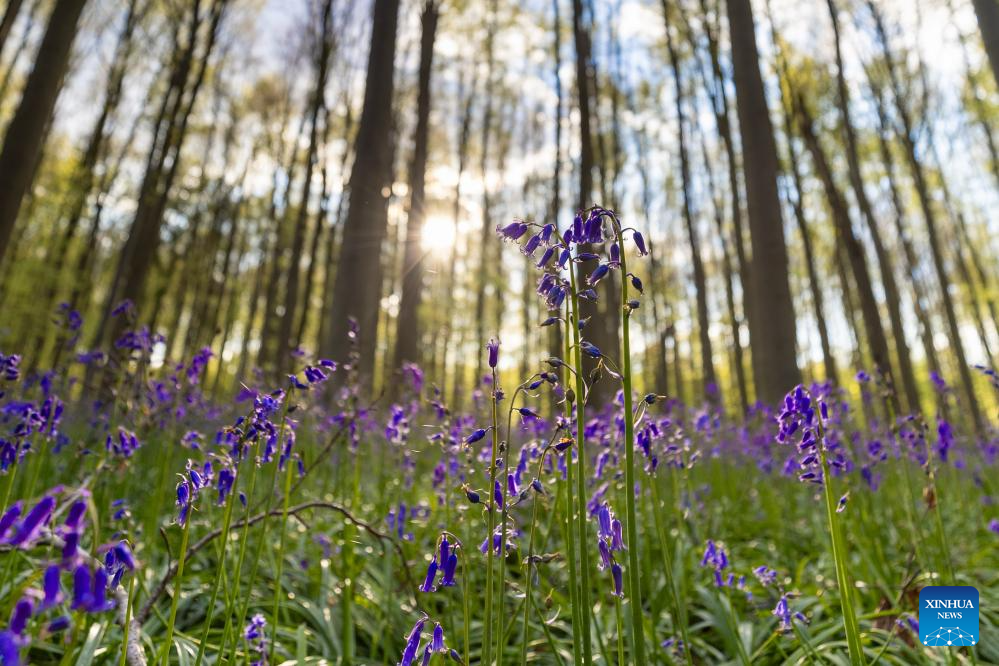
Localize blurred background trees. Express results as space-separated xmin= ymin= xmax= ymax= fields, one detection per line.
xmin=0 ymin=0 xmax=996 ymax=420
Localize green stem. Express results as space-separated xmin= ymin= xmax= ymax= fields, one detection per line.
xmin=520 ymin=477 xmax=542 ymax=666
xmin=483 ymin=365 xmax=500 ymax=666
xmin=194 ymin=486 xmax=237 ymax=665
xmin=614 ymin=595 xmax=625 ymax=666
xmin=160 ymin=507 xmax=193 ymax=666
xmin=120 ymin=574 xmax=135 ymax=666
xmin=269 ymin=450 xmax=297 ymax=661
xmin=567 ymin=257 xmax=593 ymax=665
xmin=562 ymin=311 xmax=583 ymax=666
xmin=615 ymin=224 xmax=647 ymax=664
xmin=218 ymin=442 xmax=261 ymax=660
xmin=820 ymin=447 xmax=865 ymax=664
xmin=648 ymin=477 xmax=693 ymax=666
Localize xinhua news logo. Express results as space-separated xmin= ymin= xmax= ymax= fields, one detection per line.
xmin=919 ymin=586 xmax=979 ymax=647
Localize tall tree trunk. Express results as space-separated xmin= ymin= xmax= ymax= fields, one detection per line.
xmin=972 ymin=0 xmax=999 ymax=89
xmin=572 ymin=0 xmax=613 ymax=406
xmin=636 ymin=127 xmax=669 ymax=396
xmin=868 ymin=77 xmax=942 ymax=395
xmin=472 ymin=0 xmax=497 ymax=386
xmin=393 ymin=0 xmax=439 ymax=374
xmin=692 ymin=0 xmax=752 ymax=400
xmin=278 ymin=0 xmax=334 ymax=375
xmin=324 ymin=0 xmax=401 ymax=379
xmin=435 ymin=71 xmax=473 ymax=405
xmin=868 ymin=0 xmax=983 ymax=426
xmin=29 ymin=0 xmax=141 ymax=367
xmin=101 ymin=0 xmax=227 ymax=359
xmin=793 ymin=87 xmax=898 ymax=414
xmin=0 ymin=0 xmax=24 ymax=55
xmin=825 ymin=0 xmax=917 ymax=411
xmin=724 ymin=0 xmax=801 ymax=403
xmin=664 ymin=7 xmax=718 ymax=404
xmin=0 ymin=0 xmax=87 ymax=266
xmin=771 ymin=55 xmax=838 ymax=384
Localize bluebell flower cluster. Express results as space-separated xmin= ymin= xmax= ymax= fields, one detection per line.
xmin=595 ymin=502 xmax=625 ymax=597
xmin=776 ymin=385 xmax=848 ymax=484
xmin=397 ymin=614 xmax=461 ymax=666
xmin=419 ymin=534 xmax=459 ymax=592
xmin=245 ymin=613 xmax=268 ymax=665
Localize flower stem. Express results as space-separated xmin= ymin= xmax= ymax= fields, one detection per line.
xmin=483 ymin=365 xmax=500 ymax=666
xmin=194 ymin=486 xmax=237 ymax=665
xmin=615 ymin=224 xmax=647 ymax=664
xmin=160 ymin=507 xmax=192 ymax=666
xmin=820 ymin=449 xmax=865 ymax=664
xmin=269 ymin=449 xmax=297 ymax=661
xmin=567 ymin=257 xmax=593 ymax=665
xmin=562 ymin=308 xmax=583 ymax=666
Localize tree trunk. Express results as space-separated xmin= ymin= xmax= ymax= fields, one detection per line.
xmin=393 ymin=0 xmax=439 ymax=373
xmin=0 ymin=0 xmax=24 ymax=55
xmin=693 ymin=0 xmax=752 ymax=400
xmin=0 ymin=0 xmax=87 ymax=266
xmin=868 ymin=0 xmax=983 ymax=426
xmin=793 ymin=88 xmax=898 ymax=414
xmin=826 ymin=0 xmax=917 ymax=411
xmin=664 ymin=7 xmax=718 ymax=404
xmin=277 ymin=0 xmax=334 ymax=375
xmin=324 ymin=0 xmax=401 ymax=379
xmin=972 ymin=0 xmax=999 ymax=89
xmin=101 ymin=0 xmax=227 ymax=360
xmin=772 ymin=60 xmax=838 ymax=384
xmin=725 ymin=0 xmax=801 ymax=403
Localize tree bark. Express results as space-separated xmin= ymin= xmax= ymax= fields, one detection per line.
xmin=826 ymin=0 xmax=917 ymax=411
xmin=725 ymin=0 xmax=802 ymax=403
xmin=0 ymin=0 xmax=25 ymax=59
xmin=393 ymin=0 xmax=439 ymax=373
xmin=868 ymin=0 xmax=983 ymax=426
xmin=0 ymin=0 xmax=87 ymax=266
xmin=793 ymin=87 xmax=898 ymax=414
xmin=664 ymin=7 xmax=718 ymax=404
xmin=972 ymin=0 xmax=999 ymax=89
xmin=324 ymin=0 xmax=401 ymax=379
xmin=278 ymin=0 xmax=334 ymax=375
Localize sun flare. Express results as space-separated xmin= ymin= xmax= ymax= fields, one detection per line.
xmin=421 ymin=214 xmax=457 ymax=254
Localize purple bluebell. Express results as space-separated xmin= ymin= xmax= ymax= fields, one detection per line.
xmin=7 ymin=495 xmax=55 ymax=547
xmin=399 ymin=614 xmax=428 ymax=666
xmin=9 ymin=598 xmax=32 ymax=635
xmin=41 ymin=565 xmax=62 ymax=609
xmin=420 ymin=557 xmax=439 ymax=592
xmin=487 ymin=339 xmax=500 ymax=369
xmin=632 ymin=231 xmax=648 ymax=256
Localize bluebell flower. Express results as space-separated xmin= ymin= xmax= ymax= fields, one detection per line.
xmin=587 ymin=264 xmax=609 ymax=285
xmin=464 ymin=428 xmax=488 ymax=445
xmin=487 ymin=339 xmax=500 ymax=369
xmin=0 ymin=631 xmax=21 ymax=666
xmin=420 ymin=557 xmax=438 ymax=592
xmin=611 ymin=562 xmax=624 ymax=597
xmin=47 ymin=616 xmax=70 ymax=633
xmin=41 ymin=565 xmax=62 ymax=609
xmin=580 ymin=341 xmax=602 ymax=358
xmin=399 ymin=614 xmax=428 ymax=666
xmin=244 ymin=613 xmax=268 ymax=664
xmin=6 ymin=495 xmax=55 ymax=547
xmin=700 ymin=540 xmax=729 ymax=587
xmin=536 ymin=246 xmax=555 ymax=268
xmin=753 ymin=565 xmax=777 ymax=587
xmin=9 ymin=598 xmax=32 ymax=635
xmin=0 ymin=501 xmax=22 ymax=541
xmin=632 ymin=231 xmax=648 ymax=255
